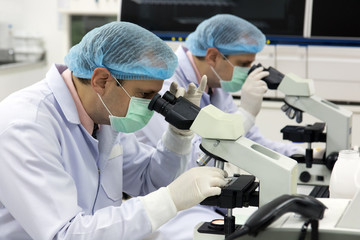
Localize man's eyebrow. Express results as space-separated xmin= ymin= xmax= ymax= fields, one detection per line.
xmin=135 ymin=88 xmax=158 ymax=93
xmin=236 ymin=60 xmax=252 ymax=65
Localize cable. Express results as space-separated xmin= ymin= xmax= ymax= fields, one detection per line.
xmin=225 ymin=226 xmax=250 ymax=240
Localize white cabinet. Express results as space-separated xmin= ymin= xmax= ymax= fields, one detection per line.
xmin=276 ymin=45 xmax=307 ymax=77
xmin=308 ymin=46 xmax=360 ymax=102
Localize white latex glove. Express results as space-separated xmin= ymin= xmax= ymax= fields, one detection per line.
xmin=168 ymin=75 xmax=207 ymax=136
xmin=170 ymin=75 xmax=207 ymax=107
xmin=240 ymin=67 xmax=269 ymax=117
xmin=167 ymin=167 xmax=228 ymax=211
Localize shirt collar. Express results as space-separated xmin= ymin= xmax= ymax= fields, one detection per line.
xmin=182 ymin=46 xmax=209 ymax=94
xmin=61 ymin=69 xmax=94 ymax=135
xmin=185 ymin=49 xmax=202 ymax=84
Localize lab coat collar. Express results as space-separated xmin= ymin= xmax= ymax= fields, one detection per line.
xmin=46 ymin=64 xmax=80 ymax=125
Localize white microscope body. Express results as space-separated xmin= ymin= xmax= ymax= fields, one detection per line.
xmin=190 ymin=105 xmax=298 ymax=207
xmin=148 ymin=81 xmax=353 ymax=239
xmin=189 ymin=105 xmax=297 ymax=240
xmin=278 ymin=73 xmax=352 ymax=158
xmin=191 ymin=73 xmax=353 ymax=239
xmin=278 ymin=73 xmax=353 ymax=186
xmin=191 ymin=75 xmax=355 ymax=240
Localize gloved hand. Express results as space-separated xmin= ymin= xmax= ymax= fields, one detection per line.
xmin=167 ymin=166 xmax=228 ymax=211
xmin=168 ymin=75 xmax=207 ymax=136
xmin=240 ymin=67 xmax=269 ymax=117
xmin=170 ymin=75 xmax=207 ymax=107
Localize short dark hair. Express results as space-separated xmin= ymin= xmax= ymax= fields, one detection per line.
xmin=77 ymin=77 xmax=91 ymax=85
xmin=193 ymin=54 xmax=228 ymax=61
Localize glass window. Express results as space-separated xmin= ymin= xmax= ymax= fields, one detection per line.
xmin=71 ymin=15 xmax=117 ymax=47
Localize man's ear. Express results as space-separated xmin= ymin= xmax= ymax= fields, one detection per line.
xmin=205 ymin=48 xmax=221 ymax=67
xmin=91 ymin=68 xmax=112 ymax=94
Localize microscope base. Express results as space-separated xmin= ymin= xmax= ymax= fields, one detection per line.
xmin=197 ymin=221 xmax=241 ymax=236
xmin=194 ymin=223 xmax=360 ymax=240
xmin=297 ymin=163 xmax=331 ymax=186
xmin=194 ymin=198 xmax=360 ymax=240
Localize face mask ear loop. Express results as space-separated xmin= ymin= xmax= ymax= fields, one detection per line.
xmin=97 ymin=93 xmax=113 ymax=116
xmin=219 ymin=52 xmax=235 ymax=68
xmin=112 ymin=75 xmax=132 ymax=99
xmin=210 ymin=66 xmax=223 ymax=81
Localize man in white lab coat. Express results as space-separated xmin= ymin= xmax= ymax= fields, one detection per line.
xmin=0 ymin=22 xmax=228 ymax=240
xmin=136 ymin=14 xmax=304 ymax=240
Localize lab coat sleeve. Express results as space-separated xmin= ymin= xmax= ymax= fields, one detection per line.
xmin=236 ymin=107 xmax=255 ymax=133
xmin=0 ymin=120 xmax=168 ymax=240
xmin=0 ymin=120 xmax=81 ymax=240
xmin=121 ymin=131 xmax=192 ymax=197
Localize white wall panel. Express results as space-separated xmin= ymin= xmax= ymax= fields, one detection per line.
xmin=308 ymin=46 xmax=360 ymax=102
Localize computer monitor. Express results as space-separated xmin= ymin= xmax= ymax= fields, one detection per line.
xmin=311 ymin=0 xmax=360 ymax=39
xmin=120 ymin=0 xmax=306 ymax=40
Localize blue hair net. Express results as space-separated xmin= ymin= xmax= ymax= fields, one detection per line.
xmin=64 ymin=21 xmax=177 ymax=80
xmin=185 ymin=14 xmax=265 ymax=56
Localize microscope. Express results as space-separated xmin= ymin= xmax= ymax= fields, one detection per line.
xmin=149 ymin=69 xmax=354 ymax=239
xmin=248 ymin=64 xmax=353 ymax=187
xmin=149 ymin=90 xmax=298 ymax=238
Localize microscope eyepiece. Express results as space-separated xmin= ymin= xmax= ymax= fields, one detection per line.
xmin=148 ymin=93 xmax=171 ymax=116
xmin=248 ymin=63 xmax=284 ymax=90
xmin=149 ymin=91 xmax=201 ymax=130
xmin=162 ymin=91 xmax=177 ymax=104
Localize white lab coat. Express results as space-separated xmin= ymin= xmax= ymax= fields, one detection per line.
xmin=0 ymin=64 xmax=190 ymax=240
xmin=136 ymin=45 xmax=304 ymax=240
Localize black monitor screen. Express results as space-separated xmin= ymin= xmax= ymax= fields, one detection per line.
xmin=311 ymin=0 xmax=360 ymax=39
xmin=120 ymin=0 xmax=306 ymax=38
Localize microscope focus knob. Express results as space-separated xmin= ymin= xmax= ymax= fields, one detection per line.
xmin=325 ymin=152 xmax=339 ymax=170
xmin=299 ymin=171 xmax=311 ymax=183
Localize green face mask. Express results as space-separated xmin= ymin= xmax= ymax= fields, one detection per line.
xmin=98 ymin=78 xmax=154 ymax=133
xmin=211 ymin=55 xmax=250 ymax=92
xmin=221 ymin=66 xmax=250 ymax=92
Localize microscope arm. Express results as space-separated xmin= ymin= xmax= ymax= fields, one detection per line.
xmin=278 ymin=73 xmax=352 ymax=157
xmin=199 ymin=137 xmax=297 ymax=207
xmin=190 ymin=105 xmax=298 ymax=207
xmin=284 ymin=95 xmax=352 ymax=156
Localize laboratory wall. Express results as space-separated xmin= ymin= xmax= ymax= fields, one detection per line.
xmin=0 ymin=0 xmax=120 ymax=101
xmin=0 ymin=0 xmax=69 ymax=100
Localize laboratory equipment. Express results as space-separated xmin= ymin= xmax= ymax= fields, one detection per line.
xmin=149 ymin=90 xmax=298 ymax=237
xmin=149 ymin=91 xmax=297 ymax=206
xmin=194 ymin=194 xmax=360 ymax=240
xmin=0 ymin=48 xmax=15 ymax=64
xmin=195 ymin=168 xmax=360 ymax=240
xmin=329 ymin=149 xmax=360 ymax=199
xmin=249 ymin=63 xmax=353 ymax=186
xmin=225 ymin=194 xmax=327 ymax=240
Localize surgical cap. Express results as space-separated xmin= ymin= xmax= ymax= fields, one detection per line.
xmin=64 ymin=21 xmax=177 ymax=80
xmin=185 ymin=14 xmax=265 ymax=56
